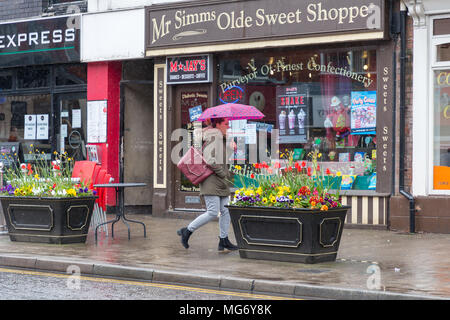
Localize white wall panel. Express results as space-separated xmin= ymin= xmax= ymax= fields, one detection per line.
xmin=81 ymin=8 xmax=145 ymax=62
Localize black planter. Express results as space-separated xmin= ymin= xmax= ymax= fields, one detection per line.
xmin=226 ymin=205 xmax=350 ymax=264
xmin=0 ymin=196 xmax=97 ymax=244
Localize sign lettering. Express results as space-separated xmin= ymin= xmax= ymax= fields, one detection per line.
xmin=146 ymin=0 xmax=384 ymax=52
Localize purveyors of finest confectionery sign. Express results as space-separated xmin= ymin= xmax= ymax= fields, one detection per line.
xmin=145 ymin=0 xmax=385 ymax=52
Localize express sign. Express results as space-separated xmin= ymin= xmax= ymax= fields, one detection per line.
xmin=166 ymin=55 xmax=212 ymax=84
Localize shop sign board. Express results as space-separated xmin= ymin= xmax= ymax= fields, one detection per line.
xmin=145 ymin=0 xmax=385 ymax=52
xmin=0 ymin=15 xmax=80 ymax=68
xmin=166 ymin=55 xmax=212 ymax=84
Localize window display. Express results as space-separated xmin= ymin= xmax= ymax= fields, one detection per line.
xmin=218 ymin=47 xmax=377 ymax=190
xmin=433 ymin=69 xmax=450 ymax=190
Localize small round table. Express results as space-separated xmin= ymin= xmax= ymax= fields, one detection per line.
xmin=94 ymin=182 xmax=147 ymax=242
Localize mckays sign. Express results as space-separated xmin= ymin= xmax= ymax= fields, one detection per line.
xmin=145 ymin=0 xmax=385 ymax=50
xmin=166 ymin=55 xmax=212 ymax=84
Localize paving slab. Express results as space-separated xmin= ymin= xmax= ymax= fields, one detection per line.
xmin=0 ymin=214 xmax=448 ymax=299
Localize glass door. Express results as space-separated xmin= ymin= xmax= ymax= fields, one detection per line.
xmin=174 ymin=85 xmax=210 ymax=210
xmin=55 ymin=93 xmax=87 ymax=160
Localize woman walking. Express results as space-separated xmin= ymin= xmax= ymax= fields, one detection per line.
xmin=177 ymin=117 xmax=238 ymax=252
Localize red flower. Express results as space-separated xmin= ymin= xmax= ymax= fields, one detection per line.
xmin=262 ymin=161 xmax=268 ymax=169
xmin=307 ymin=167 xmax=312 ymax=176
xmin=250 ymin=173 xmax=255 ymax=179
xmin=326 ymin=168 xmax=331 ymax=175
xmin=301 ymin=161 xmax=306 ymax=168
xmin=274 ymin=162 xmax=281 ymax=169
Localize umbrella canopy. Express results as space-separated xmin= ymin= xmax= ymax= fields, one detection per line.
xmin=197 ymin=103 xmax=265 ymax=121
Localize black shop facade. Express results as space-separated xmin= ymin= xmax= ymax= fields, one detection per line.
xmin=145 ymin=0 xmax=396 ymax=229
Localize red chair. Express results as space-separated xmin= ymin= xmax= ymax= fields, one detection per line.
xmin=91 ymin=164 xmax=101 ymax=188
xmin=72 ymin=161 xmax=97 ymax=186
xmin=91 ymin=168 xmax=109 ymax=236
xmin=96 ymin=169 xmax=107 ymax=208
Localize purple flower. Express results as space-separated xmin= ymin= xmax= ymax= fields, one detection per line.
xmin=93 ymin=190 xmax=97 ymax=196
xmin=84 ymin=187 xmax=89 ymax=193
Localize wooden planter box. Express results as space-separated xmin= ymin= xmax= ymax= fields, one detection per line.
xmin=226 ymin=205 xmax=349 ymax=264
xmin=0 ymin=196 xmax=97 ymax=244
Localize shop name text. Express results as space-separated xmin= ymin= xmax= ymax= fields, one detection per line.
xmin=152 ymin=2 xmax=375 ymax=44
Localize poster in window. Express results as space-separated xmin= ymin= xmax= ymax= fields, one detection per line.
xmin=276 ymin=86 xmax=309 ymax=144
xmin=350 ymin=91 xmax=377 ymax=135
xmin=24 ymin=114 xmax=36 ymax=140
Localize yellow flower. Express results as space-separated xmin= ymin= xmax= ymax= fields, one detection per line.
xmin=235 ymin=165 xmax=242 ymax=170
xmin=34 ymin=174 xmax=39 ymax=179
xmin=66 ymin=188 xmax=77 ymax=197
xmin=262 ymin=197 xmax=268 ymax=204
xmin=336 ymin=171 xmax=342 ymax=177
xmin=14 ymin=189 xmax=20 ymax=196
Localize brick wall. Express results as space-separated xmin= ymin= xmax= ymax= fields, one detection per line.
xmin=0 ymin=0 xmax=42 ymax=22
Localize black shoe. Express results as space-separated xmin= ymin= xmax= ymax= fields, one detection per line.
xmin=177 ymin=227 xmax=192 ymax=249
xmin=218 ymin=236 xmax=239 ymax=252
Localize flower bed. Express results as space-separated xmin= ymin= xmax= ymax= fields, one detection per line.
xmin=0 ymin=148 xmax=95 ymax=198
xmin=231 ymin=140 xmax=343 ymax=211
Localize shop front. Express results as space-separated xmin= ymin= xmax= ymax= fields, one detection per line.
xmin=390 ymin=1 xmax=450 ymax=233
xmin=0 ymin=15 xmax=86 ymax=165
xmin=146 ymin=0 xmax=395 ymax=228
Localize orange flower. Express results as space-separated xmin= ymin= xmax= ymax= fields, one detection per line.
xmin=320 ymin=205 xmax=329 ymax=211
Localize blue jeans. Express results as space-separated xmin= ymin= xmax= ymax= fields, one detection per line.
xmin=187 ymin=196 xmax=230 ymax=238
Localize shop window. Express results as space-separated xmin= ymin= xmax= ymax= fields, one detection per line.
xmin=437 ymin=43 xmax=450 ymax=62
xmin=55 ymin=64 xmax=87 ymax=86
xmin=0 ymin=94 xmax=52 ymax=165
xmin=17 ymin=68 xmax=50 ymax=89
xmin=0 ymin=72 xmax=13 ymax=91
xmin=433 ymin=69 xmax=450 ymax=190
xmin=218 ymin=48 xmax=377 ymax=190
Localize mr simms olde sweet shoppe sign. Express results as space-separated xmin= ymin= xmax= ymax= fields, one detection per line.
xmin=145 ymin=0 xmax=385 ymax=51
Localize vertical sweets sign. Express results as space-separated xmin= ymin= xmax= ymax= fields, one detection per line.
xmin=154 ymin=64 xmax=167 ymax=189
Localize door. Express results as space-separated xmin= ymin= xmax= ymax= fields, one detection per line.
xmin=56 ymin=93 xmax=87 ymax=161
xmin=174 ymin=85 xmax=211 ymax=210
xmin=123 ymin=83 xmax=154 ymax=208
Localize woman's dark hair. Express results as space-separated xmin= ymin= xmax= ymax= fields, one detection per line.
xmin=210 ymin=117 xmax=226 ymax=128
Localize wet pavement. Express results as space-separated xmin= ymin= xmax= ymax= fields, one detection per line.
xmin=0 ymin=214 xmax=449 ymax=299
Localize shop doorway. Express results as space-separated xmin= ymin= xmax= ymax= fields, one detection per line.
xmin=55 ymin=92 xmax=87 ymax=161
xmin=174 ymin=85 xmax=211 ymax=210
xmin=122 ymin=82 xmax=154 ymax=211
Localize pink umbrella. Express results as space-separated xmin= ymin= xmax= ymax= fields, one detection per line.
xmin=197 ymin=103 xmax=265 ymax=121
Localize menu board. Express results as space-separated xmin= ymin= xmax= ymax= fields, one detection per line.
xmin=87 ymin=100 xmax=107 ymax=143
xmin=276 ymin=86 xmax=309 ymax=143
xmin=350 ymin=91 xmax=377 ymax=135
